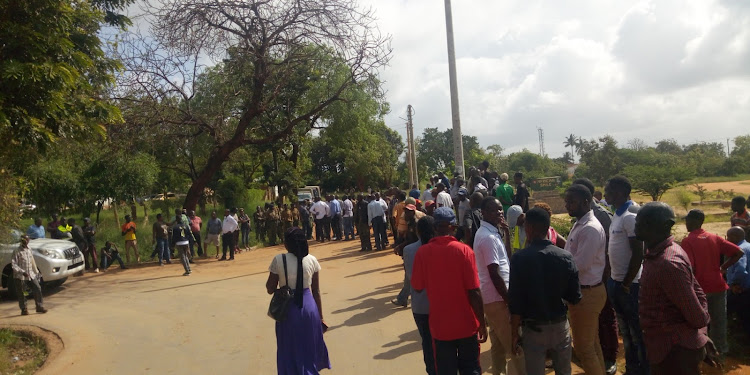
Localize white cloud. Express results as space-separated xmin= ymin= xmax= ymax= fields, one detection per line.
xmin=362 ymin=0 xmax=750 ymax=158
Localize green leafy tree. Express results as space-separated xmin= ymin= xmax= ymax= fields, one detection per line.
xmin=576 ymin=135 xmax=623 ymax=185
xmin=624 ymin=155 xmax=694 ymax=201
xmin=563 ymin=134 xmax=577 ymax=162
xmin=0 ymin=0 xmax=132 ymax=160
xmin=416 ymin=128 xmax=484 ymax=176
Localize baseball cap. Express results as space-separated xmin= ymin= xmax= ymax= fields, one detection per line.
xmin=425 ymin=200 xmax=436 ymax=207
xmin=433 ymin=207 xmax=457 ymax=225
xmin=405 ymin=197 xmax=416 ymax=205
xmin=458 ymin=187 xmax=468 ymax=196
xmin=404 ymin=204 xmax=416 ymax=211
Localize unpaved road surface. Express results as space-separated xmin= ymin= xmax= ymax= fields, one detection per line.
xmin=1 ymin=239 xmax=747 ymax=374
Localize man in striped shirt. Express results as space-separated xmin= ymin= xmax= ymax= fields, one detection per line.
xmin=12 ymin=235 xmax=47 ymax=315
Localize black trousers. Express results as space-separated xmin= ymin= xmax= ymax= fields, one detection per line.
xmin=371 ymin=217 xmax=386 ymax=250
xmin=221 ymin=233 xmax=235 ymax=259
xmin=190 ymin=231 xmax=203 ymax=256
xmin=433 ymin=335 xmax=481 ymax=375
xmin=322 ymin=216 xmax=332 ymax=240
xmin=315 ymin=218 xmax=325 ymax=241
xmin=414 ymin=313 xmax=436 ymax=375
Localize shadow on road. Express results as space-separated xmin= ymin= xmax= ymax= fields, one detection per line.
xmin=345 ymin=264 xmax=402 ymax=278
xmin=374 ymin=330 xmax=422 ymax=360
xmin=141 ymin=271 xmax=268 ymax=293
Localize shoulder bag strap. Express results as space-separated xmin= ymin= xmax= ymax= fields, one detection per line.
xmin=282 ymin=254 xmax=289 ymax=287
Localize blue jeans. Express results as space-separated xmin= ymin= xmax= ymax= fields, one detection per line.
xmin=343 ymin=217 xmax=354 ymax=239
xmin=707 ymin=291 xmax=728 ymax=354
xmin=156 ymin=238 xmax=170 ymax=263
xmin=607 ymin=279 xmax=649 ymax=375
xmin=413 ymin=313 xmax=436 ymax=375
xmin=396 ymin=264 xmax=410 ymax=304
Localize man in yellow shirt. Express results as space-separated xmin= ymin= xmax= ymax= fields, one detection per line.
xmin=121 ymin=215 xmax=139 ymax=263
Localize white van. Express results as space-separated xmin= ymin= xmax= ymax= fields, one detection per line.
xmin=1 ymin=231 xmax=85 ymax=297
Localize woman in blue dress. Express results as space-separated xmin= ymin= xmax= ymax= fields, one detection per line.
xmin=266 ymin=227 xmax=331 ymax=374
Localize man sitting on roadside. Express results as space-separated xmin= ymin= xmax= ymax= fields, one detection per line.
xmin=100 ymin=241 xmax=128 ymax=271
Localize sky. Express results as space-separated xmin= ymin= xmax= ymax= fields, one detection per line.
xmin=359 ymin=0 xmax=750 ymax=158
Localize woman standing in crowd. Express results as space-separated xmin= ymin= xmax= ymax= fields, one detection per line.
xmin=266 ymin=227 xmax=330 ymax=374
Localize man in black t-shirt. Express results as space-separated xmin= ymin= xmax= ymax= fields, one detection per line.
xmin=513 ymin=172 xmax=530 ymax=212
xmin=356 ymin=195 xmax=372 ymax=251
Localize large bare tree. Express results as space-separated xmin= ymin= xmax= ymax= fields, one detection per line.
xmin=115 ymin=0 xmax=391 ymax=209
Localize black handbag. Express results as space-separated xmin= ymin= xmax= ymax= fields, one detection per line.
xmin=268 ymin=254 xmax=294 ymax=321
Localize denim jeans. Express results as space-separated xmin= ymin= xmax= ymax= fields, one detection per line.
xmin=177 ymin=245 xmax=191 ymax=273
xmin=156 ymin=238 xmax=170 ymax=264
xmin=240 ymin=226 xmax=250 ymax=247
xmin=396 ymin=264 xmax=410 ymax=304
xmin=343 ymin=216 xmax=354 ymax=239
xmin=413 ymin=313 xmax=436 ymax=375
xmin=433 ymin=335 xmax=481 ymax=375
xmin=100 ymin=251 xmax=126 ymax=269
xmin=607 ymin=279 xmax=649 ymax=375
xmin=522 ymin=320 xmax=572 ymax=375
xmin=15 ymin=278 xmax=43 ymax=311
xmin=707 ymin=291 xmax=728 ymax=354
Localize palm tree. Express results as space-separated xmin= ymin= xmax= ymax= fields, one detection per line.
xmin=563 ymin=134 xmax=577 ymax=163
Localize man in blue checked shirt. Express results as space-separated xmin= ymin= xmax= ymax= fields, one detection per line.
xmin=727 ymin=226 xmax=750 ymax=340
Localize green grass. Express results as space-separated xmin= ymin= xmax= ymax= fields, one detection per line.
xmin=17 ymin=188 xmax=272 ymax=264
xmin=0 ymin=329 xmax=47 ymax=375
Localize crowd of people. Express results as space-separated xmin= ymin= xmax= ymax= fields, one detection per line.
xmin=12 ymin=162 xmax=750 ymax=375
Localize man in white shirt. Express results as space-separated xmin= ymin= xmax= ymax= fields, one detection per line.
xmin=435 ymin=183 xmax=453 ymax=209
xmin=310 ymin=197 xmax=329 ymax=242
xmin=604 ymin=176 xmax=648 ymax=375
xmin=221 ymin=209 xmax=239 ymax=261
xmin=368 ymin=192 xmax=387 ymax=251
xmin=342 ymin=195 xmax=355 ymax=241
xmin=474 ymin=197 xmax=525 ymax=375
xmin=564 ymin=184 xmax=607 ymax=375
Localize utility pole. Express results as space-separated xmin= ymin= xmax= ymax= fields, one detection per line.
xmin=406 ymin=122 xmax=414 ymax=188
xmin=443 ymin=0 xmax=465 ymax=177
xmin=727 ymin=138 xmax=731 ymax=157
xmin=537 ymin=127 xmax=546 ymax=157
xmin=407 ymin=105 xmax=418 ymax=187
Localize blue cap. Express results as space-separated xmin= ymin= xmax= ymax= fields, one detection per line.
xmin=458 ymin=187 xmax=468 ymax=196
xmin=433 ymin=207 xmax=457 ymax=225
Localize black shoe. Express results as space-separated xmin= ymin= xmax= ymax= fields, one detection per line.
xmin=218 ymin=257 xmax=227 ymax=261
xmin=121 ymin=266 xmax=129 ymax=269
xmin=228 ymin=257 xmax=235 ymax=261
xmin=188 ymin=259 xmax=195 ymax=264
xmin=21 ymin=309 xmax=29 ymax=316
xmin=36 ymin=307 xmax=48 ymax=314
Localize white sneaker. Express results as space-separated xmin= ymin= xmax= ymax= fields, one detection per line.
xmin=94 ymin=268 xmax=100 ymax=273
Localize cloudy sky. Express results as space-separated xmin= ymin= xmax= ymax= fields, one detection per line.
xmin=359 ymin=0 xmax=750 ymax=158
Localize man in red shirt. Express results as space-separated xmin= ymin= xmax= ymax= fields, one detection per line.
xmin=412 ymin=207 xmax=487 ymax=375
xmin=635 ymin=203 xmax=718 ymax=374
xmin=681 ymin=209 xmax=743 ymax=357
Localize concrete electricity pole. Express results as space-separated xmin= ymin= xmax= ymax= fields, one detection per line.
xmin=443 ymin=0 xmax=465 ymax=177
xmin=407 ymin=105 xmax=418 ymax=186
xmin=406 ymin=121 xmax=415 ymax=188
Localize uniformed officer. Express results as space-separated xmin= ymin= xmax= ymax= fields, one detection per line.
xmin=254 ymin=205 xmax=266 ymax=243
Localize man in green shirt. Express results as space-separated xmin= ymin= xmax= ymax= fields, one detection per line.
xmin=495 ymin=173 xmax=515 ymax=216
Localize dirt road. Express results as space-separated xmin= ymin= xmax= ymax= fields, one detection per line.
xmin=0 ymin=239 xmax=746 ymax=374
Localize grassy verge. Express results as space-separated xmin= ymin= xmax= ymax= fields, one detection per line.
xmin=678 ymin=174 xmax=750 ymax=185
xmin=0 ymin=329 xmax=47 ymax=375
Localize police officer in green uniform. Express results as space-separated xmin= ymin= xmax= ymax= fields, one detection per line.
xmin=265 ymin=203 xmax=279 ymax=246
xmin=254 ymin=205 xmax=266 ymax=243
xmin=281 ymin=204 xmax=293 ymax=235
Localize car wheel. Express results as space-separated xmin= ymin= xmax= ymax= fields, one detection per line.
xmin=5 ymin=276 xmax=18 ymax=299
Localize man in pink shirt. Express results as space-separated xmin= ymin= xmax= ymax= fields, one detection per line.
xmin=681 ymin=209 xmax=743 ymax=357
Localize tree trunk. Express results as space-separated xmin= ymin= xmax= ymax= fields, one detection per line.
xmin=183 ymin=141 xmax=240 ymax=210
xmin=96 ymin=201 xmax=104 ymax=225
xmin=113 ymin=202 xmax=121 ymax=229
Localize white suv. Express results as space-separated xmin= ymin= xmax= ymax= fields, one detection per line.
xmin=1 ymin=231 xmax=85 ymax=297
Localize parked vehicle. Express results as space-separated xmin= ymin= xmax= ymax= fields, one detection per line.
xmin=296 ymin=186 xmax=321 ymax=203
xmin=1 ymin=231 xmax=85 ymax=297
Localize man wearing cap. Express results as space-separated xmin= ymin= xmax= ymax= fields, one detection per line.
xmin=424 ymin=200 xmax=436 ymax=217
xmin=412 ymin=207 xmax=487 ymax=374
xmin=681 ymin=209 xmax=743 ymax=357
xmin=409 ymin=184 xmax=421 ymax=200
xmin=392 ymin=202 xmax=425 ymax=307
xmin=474 ymin=197 xmax=525 ymax=375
